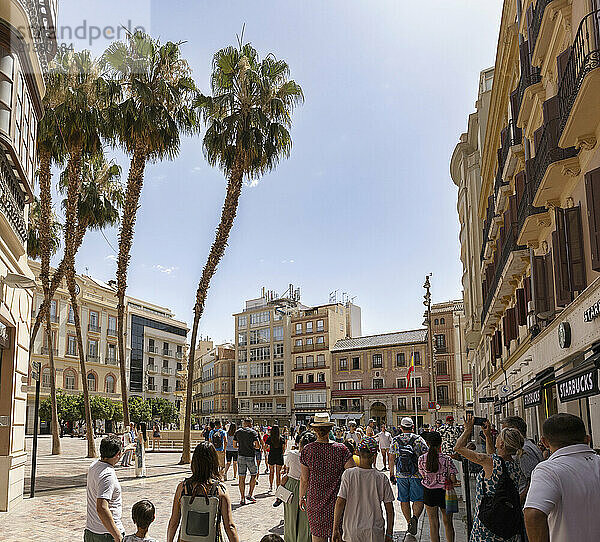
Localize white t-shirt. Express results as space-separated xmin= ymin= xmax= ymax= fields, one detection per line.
xmin=345 ymin=431 xmax=361 ymax=444
xmin=337 ymin=467 xmax=394 ymax=542
xmin=525 ymin=444 xmax=600 ymax=542
xmin=86 ymin=459 xmax=123 ymax=534
xmin=285 ymin=449 xmax=302 ymax=480
xmin=376 ymin=431 xmax=392 ymax=449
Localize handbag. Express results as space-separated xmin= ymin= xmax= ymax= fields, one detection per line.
xmin=274 ymin=484 xmax=293 ymax=504
xmin=444 ymin=457 xmax=459 ymax=514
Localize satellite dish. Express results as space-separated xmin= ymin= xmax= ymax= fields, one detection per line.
xmin=2 ymin=273 xmax=36 ymax=290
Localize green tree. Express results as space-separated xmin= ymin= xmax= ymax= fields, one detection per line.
xmin=128 ymin=396 xmax=152 ymax=424
xmin=89 ymin=396 xmax=115 ymax=431
xmin=103 ymin=31 xmax=197 ymax=427
xmin=39 ymin=391 xmax=84 ymax=426
xmin=112 ymin=400 xmax=124 ymax=423
xmin=149 ymin=397 xmax=177 ymax=425
xmin=180 ymin=39 xmax=303 ymax=463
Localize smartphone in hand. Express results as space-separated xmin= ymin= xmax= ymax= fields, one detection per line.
xmin=474 ymin=417 xmax=487 ymax=426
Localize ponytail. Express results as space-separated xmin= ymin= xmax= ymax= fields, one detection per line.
xmin=424 ymin=431 xmax=443 ymax=473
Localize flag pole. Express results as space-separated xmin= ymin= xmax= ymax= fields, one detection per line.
xmin=413 ymin=349 xmax=418 ymax=432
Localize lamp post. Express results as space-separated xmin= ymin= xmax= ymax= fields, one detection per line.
xmin=423 ymin=275 xmax=437 ymax=424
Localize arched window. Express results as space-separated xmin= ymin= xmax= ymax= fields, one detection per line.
xmin=42 ymin=367 xmax=51 ymax=388
xmin=87 ymin=372 xmax=97 ymax=392
xmin=440 ymin=317 xmax=445 ymax=324
xmin=106 ymin=374 xmax=116 ymax=394
xmin=434 ymin=319 xmax=439 ymax=325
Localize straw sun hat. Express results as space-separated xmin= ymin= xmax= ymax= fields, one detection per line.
xmin=310 ymin=412 xmax=335 ymax=427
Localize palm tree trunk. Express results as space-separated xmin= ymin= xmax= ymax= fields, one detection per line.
xmin=180 ymin=155 xmax=244 ymax=464
xmin=29 ymin=222 xmax=87 ymax=361
xmin=62 ymin=148 xmax=96 ymax=457
xmin=66 ymin=264 xmax=96 ymax=458
xmin=116 ymin=144 xmax=148 ymax=428
xmin=38 ymin=149 xmax=61 ymax=455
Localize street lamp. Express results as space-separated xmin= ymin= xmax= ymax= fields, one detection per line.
xmin=423 ymin=275 xmax=436 ymax=423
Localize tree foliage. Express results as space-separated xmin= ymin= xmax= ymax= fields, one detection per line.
xmin=149 ymin=397 xmax=178 ymax=425
xmin=128 ymin=396 xmax=152 ymax=423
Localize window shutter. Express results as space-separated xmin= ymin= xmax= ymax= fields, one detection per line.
xmin=490 ymin=336 xmax=497 ymax=366
xmin=585 ymin=167 xmax=600 ymax=272
xmin=495 ymin=329 xmax=502 ymax=358
xmin=557 ymin=47 xmax=572 ymax=83
xmin=515 ymin=170 xmax=525 ymax=204
xmin=508 ymin=307 xmax=517 ymax=342
xmin=519 ymin=41 xmax=531 ymax=79
xmin=510 ymin=89 xmax=520 ymax=121
xmin=565 ymin=205 xmax=587 ymax=292
xmin=524 ymin=275 xmax=532 ymax=305
xmin=516 ymin=288 xmax=526 ymax=326
xmin=503 ymin=315 xmax=510 ymax=348
xmin=553 ymin=208 xmax=571 ymax=306
xmin=526 ymin=5 xmax=535 ymax=46
xmin=533 ymin=125 xmax=545 ymax=151
xmin=509 ymin=195 xmax=518 ymax=228
xmin=542 ymin=95 xmax=560 ymax=124
xmin=545 ymin=251 xmax=556 ymax=315
xmin=533 ymin=255 xmax=549 ymax=314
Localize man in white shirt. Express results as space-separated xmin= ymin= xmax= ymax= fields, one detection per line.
xmin=375 ymin=424 xmax=393 ymax=471
xmin=524 ymin=413 xmax=600 ymax=542
xmin=85 ymin=435 xmax=124 ymax=542
xmin=345 ymin=421 xmax=361 ymax=445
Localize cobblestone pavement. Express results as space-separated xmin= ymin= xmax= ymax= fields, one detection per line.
xmin=0 ymin=436 xmax=468 ymax=541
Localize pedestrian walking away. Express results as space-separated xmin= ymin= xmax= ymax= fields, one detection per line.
xmin=333 ymin=436 xmax=395 ymax=542
xmin=375 ymin=424 xmax=393 ymax=471
xmin=123 ymin=500 xmax=158 ymax=542
xmin=389 ymin=416 xmax=429 ymax=536
xmin=167 ymin=441 xmax=239 ymax=542
xmin=524 ymin=413 xmax=600 ymax=542
xmin=134 ymin=423 xmax=147 ymax=478
xmin=209 ymin=420 xmax=227 ymax=476
xmin=300 ymin=412 xmax=355 ymax=542
xmin=85 ymin=435 xmax=125 ymax=542
xmin=455 ymin=414 xmax=526 ymax=542
xmin=224 ymin=422 xmax=238 ymax=482
xmin=267 ymin=425 xmax=286 ymax=492
xmin=500 ymin=415 xmax=543 ymax=492
xmin=418 ymin=431 xmax=457 ymax=542
xmin=233 ymin=418 xmax=260 ymax=505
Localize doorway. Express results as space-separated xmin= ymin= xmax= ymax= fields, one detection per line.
xmin=370 ymin=402 xmax=387 ymax=427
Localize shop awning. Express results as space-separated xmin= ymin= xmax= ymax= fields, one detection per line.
xmin=330 ymin=413 xmax=364 ymax=420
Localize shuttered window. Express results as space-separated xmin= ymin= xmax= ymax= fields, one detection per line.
xmin=585 ymin=167 xmax=600 ymax=272
xmin=516 ymin=288 xmax=526 ymax=326
xmin=566 ymin=206 xmax=586 ymax=291
xmin=533 ymin=254 xmax=555 ymax=316
xmin=553 ymin=207 xmax=571 ymax=307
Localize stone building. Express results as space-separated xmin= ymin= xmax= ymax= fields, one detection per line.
xmin=0 ymin=0 xmax=57 ymax=511
xmin=452 ymin=0 xmax=600 ymax=443
xmin=330 ymin=330 xmax=431 ymax=428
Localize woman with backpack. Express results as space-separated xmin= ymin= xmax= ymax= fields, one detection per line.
xmin=455 ymin=414 xmax=526 ymax=542
xmin=418 ymin=432 xmax=458 ymax=542
xmin=267 ymin=425 xmax=286 ymax=492
xmin=167 ymin=441 xmax=239 ymax=542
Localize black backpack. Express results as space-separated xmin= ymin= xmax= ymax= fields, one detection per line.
xmin=211 ymin=430 xmax=224 ymax=449
xmin=394 ymin=435 xmax=419 ymax=475
xmin=478 ymin=457 xmax=524 ymax=539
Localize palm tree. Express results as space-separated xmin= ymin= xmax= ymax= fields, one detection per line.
xmin=52 ymin=49 xmax=114 ymax=458
xmin=180 ymin=40 xmax=303 ymax=463
xmin=103 ymin=31 xmax=197 ymax=427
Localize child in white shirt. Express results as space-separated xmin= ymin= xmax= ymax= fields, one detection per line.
xmin=123 ymin=500 xmax=158 ymax=542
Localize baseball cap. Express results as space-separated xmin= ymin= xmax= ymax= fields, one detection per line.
xmin=358 ymin=436 xmax=379 ymax=454
xmin=400 ymin=417 xmax=414 ymax=428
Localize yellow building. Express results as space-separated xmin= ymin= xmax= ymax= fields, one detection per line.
xmin=0 ymin=0 xmax=57 ymax=511
xmin=453 ymin=0 xmax=600 ymax=443
xmin=27 ymin=260 xmax=189 ymax=432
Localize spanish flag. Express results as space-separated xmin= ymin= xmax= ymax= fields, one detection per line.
xmin=406 ymin=352 xmax=415 ymax=387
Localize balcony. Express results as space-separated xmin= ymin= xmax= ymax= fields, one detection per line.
xmin=294 ymin=381 xmax=326 ymax=391
xmin=175 ymin=351 xmax=183 ymax=360
xmin=40 ymin=347 xmax=58 ymax=356
xmin=162 ymin=386 xmax=173 ymax=393
xmin=107 ymin=328 xmax=117 ymax=338
xmin=481 ymin=224 xmax=528 ymax=328
xmin=88 ymin=324 xmax=101 ymax=334
xmin=292 ymin=342 xmax=327 ymax=353
xmin=87 ymin=354 xmax=99 ymax=363
xmin=0 ymin=154 xmax=27 ymax=246
xmin=559 ymin=9 xmax=600 ymax=148
xmin=147 ymin=364 xmax=158 ymax=373
xmin=49 ymin=314 xmax=59 ymax=324
xmin=147 ymin=384 xmax=157 ymax=391
xmin=515 ymin=68 xmax=543 ymax=126
xmin=105 ymin=356 xmax=118 ymax=366
xmin=162 ymin=367 xmax=174 ymax=375
xmin=148 ymin=345 xmax=159 ymax=354
xmin=332 ymin=405 xmax=362 ymax=413
xmin=163 ymin=349 xmax=173 ymax=357
xmin=66 ymin=349 xmax=77 ymax=358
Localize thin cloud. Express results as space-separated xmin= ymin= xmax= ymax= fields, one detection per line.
xmin=153 ymin=264 xmax=178 ymax=275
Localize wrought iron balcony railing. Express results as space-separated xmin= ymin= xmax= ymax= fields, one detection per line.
xmin=558 ymin=9 xmax=600 ymax=133
xmin=0 ymin=153 xmax=27 ymax=244
xmin=514 ymin=68 xmax=542 ymax=121
xmin=529 ymin=0 xmax=553 ymax=54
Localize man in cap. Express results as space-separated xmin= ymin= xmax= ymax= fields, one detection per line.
xmin=389 ymin=417 xmax=428 ymax=536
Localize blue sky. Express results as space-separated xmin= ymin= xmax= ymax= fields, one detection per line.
xmin=54 ymin=1 xmax=503 ymax=343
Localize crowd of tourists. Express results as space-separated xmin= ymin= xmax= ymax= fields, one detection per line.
xmin=84 ymin=411 xmax=600 ymax=542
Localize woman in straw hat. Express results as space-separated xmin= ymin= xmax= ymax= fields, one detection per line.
xmin=299 ymin=413 xmax=356 ymax=541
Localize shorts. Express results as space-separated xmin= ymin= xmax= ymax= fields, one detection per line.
xmin=268 ymin=453 xmax=284 ymax=466
xmin=84 ymin=529 xmax=125 ymax=542
xmin=216 ymin=449 xmax=225 ymax=468
xmin=396 ymin=477 xmax=424 ymax=503
xmin=226 ymin=450 xmax=238 ymax=462
xmin=423 ymin=487 xmax=446 ymax=509
xmin=255 ymin=450 xmax=262 ymax=461
xmin=238 ymin=455 xmax=258 ymax=477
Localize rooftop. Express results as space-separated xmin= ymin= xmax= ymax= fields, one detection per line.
xmin=331 ymin=329 xmax=428 ymax=352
